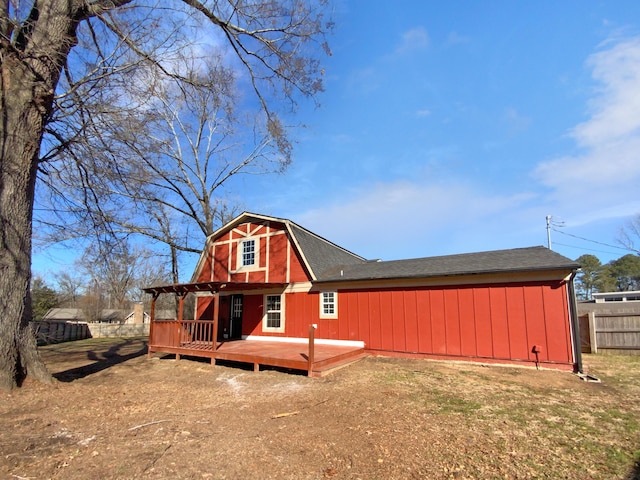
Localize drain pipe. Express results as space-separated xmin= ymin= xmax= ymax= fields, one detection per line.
xmin=567 ymin=270 xmax=583 ymax=374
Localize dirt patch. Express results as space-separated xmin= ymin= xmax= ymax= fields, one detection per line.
xmin=1 ymin=337 xmax=639 ymax=479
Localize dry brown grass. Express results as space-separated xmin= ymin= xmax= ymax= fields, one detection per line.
xmin=1 ymin=337 xmax=638 ymax=479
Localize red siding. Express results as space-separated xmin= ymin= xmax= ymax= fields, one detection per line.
xmin=489 ymin=288 xmax=510 ymax=359
xmin=197 ymin=247 xmax=213 ymax=282
xmin=379 ymin=291 xmax=394 ymax=351
xmin=282 ymin=281 xmax=574 ymax=368
xmin=458 ymin=289 xmax=477 ymax=357
xmin=444 ymin=289 xmax=461 ymax=356
xmin=196 ymin=296 xmax=214 ymax=319
xmin=202 ymin=220 xmax=313 ymax=285
xmin=192 ymin=218 xmax=574 ymax=369
xmin=289 ymin=248 xmax=309 ymax=283
xmin=474 ymin=288 xmax=493 ymax=358
xmin=212 ymin=242 xmax=230 ymax=282
xmin=523 ymin=286 xmax=548 ymax=361
xmin=543 ymin=284 xmax=572 ymax=362
xmin=416 ymin=291 xmax=432 ymax=353
xmin=506 ymin=287 xmax=529 ymax=360
xmin=430 ymin=290 xmax=446 ymax=354
xmin=269 ymin=232 xmax=288 ymax=282
xmin=369 ymin=292 xmax=382 ymax=349
xmin=242 ymin=294 xmax=264 ymax=336
xmin=404 ymin=291 xmax=419 ymax=353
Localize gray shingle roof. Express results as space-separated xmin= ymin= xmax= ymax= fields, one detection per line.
xmin=288 ymin=222 xmax=366 ymax=280
xmin=195 ymin=213 xmax=579 ymax=285
xmin=316 ymin=246 xmax=580 ymax=282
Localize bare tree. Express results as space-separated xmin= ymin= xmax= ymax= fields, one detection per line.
xmin=78 ymin=240 xmax=139 ymax=310
xmin=618 ymin=214 xmax=640 ymax=255
xmin=0 ymin=0 xmax=330 ymax=391
xmin=54 ymin=271 xmax=84 ymax=308
xmin=39 ymin=60 xmax=272 ymax=283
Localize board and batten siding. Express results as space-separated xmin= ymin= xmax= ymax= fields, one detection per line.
xmin=196 ymin=220 xmax=309 ymax=284
xmin=283 ymin=281 xmax=573 ymax=368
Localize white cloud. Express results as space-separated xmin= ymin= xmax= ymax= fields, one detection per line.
xmin=572 ymin=37 xmax=640 ymax=146
xmin=396 ymin=27 xmax=430 ymax=54
xmin=446 ymin=31 xmax=470 ymax=45
xmin=534 ymin=35 xmax=640 ymax=212
xmin=503 ymin=107 xmax=531 ymax=133
xmin=297 ymin=181 xmax=535 ymax=260
xmin=346 ymin=67 xmax=381 ymax=94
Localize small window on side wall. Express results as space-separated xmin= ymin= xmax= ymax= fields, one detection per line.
xmin=320 ymin=291 xmax=338 ymax=319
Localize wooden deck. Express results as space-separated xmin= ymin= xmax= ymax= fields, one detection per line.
xmin=148 ymin=335 xmax=366 ymax=377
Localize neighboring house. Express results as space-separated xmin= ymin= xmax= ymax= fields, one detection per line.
xmin=578 ymin=292 xmax=640 ymax=355
xmin=591 ymin=291 xmax=640 ymax=303
xmin=146 ymin=212 xmax=583 ymax=372
xmin=43 ymin=307 xmax=150 ymax=324
xmin=41 ymin=308 xmax=85 ymax=322
xmin=123 ymin=309 xmax=176 ymax=324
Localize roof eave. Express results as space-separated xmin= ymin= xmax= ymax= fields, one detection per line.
xmin=315 ymin=265 xmax=580 ymax=284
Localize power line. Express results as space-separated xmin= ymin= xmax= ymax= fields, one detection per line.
xmin=552 ymin=241 xmax=627 ymax=257
xmin=551 ymin=227 xmax=638 ymax=254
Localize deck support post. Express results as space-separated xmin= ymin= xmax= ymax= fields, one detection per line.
xmin=308 ymin=324 xmax=317 ymax=376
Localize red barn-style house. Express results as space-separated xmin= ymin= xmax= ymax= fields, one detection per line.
xmin=145 ymin=212 xmax=583 ymax=376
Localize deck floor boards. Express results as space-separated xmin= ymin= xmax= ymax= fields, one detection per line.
xmin=149 ymin=339 xmax=366 ymax=376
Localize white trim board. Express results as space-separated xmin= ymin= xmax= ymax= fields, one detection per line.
xmin=242 ymin=335 xmax=365 ymax=348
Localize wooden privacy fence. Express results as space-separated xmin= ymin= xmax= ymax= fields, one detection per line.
xmin=32 ymin=321 xmax=91 ymax=345
xmin=579 ymin=310 xmax=640 ymax=354
xmin=32 ymin=321 xmax=150 ymax=345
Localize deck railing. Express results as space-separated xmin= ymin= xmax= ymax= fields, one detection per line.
xmin=150 ymin=320 xmax=329 ymax=375
xmin=151 ymin=319 xmax=215 ymax=352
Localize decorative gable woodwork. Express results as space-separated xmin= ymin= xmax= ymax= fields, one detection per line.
xmin=195 ymin=220 xmax=311 ymax=284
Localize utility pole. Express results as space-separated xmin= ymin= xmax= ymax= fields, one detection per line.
xmin=546 ymin=215 xmax=552 ymax=249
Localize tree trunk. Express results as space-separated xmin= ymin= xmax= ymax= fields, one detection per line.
xmin=0 ymin=56 xmax=53 ymax=390
xmin=0 ymin=1 xmax=82 ymax=391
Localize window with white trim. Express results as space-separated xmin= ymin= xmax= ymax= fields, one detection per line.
xmin=320 ymin=291 xmax=338 ymax=319
xmin=264 ymin=294 xmax=285 ymax=332
xmin=240 ymin=238 xmax=256 ymax=267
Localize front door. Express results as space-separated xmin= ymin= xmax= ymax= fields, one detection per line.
xmin=229 ymin=295 xmax=243 ymax=340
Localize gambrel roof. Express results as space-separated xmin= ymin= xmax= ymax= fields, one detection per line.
xmin=317 ymin=246 xmax=580 ymax=283
xmin=191 ymin=212 xmax=366 ymax=282
xmin=287 ymin=222 xmax=367 ymax=279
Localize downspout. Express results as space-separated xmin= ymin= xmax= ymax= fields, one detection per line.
xmin=567 ymin=270 xmax=583 ymax=374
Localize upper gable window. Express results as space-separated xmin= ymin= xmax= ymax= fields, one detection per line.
xmin=240 ymin=239 xmax=256 ymax=267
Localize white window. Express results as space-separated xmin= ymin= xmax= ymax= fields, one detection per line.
xmin=240 ymin=238 xmax=257 ymax=267
xmin=320 ymin=291 xmax=338 ymax=319
xmin=263 ymin=294 xmax=285 ymax=333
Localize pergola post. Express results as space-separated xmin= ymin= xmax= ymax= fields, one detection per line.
xmin=176 ymin=293 xmax=185 ymax=361
xmin=147 ymin=293 xmax=159 ymax=358
xmin=212 ymin=293 xmax=220 ymax=353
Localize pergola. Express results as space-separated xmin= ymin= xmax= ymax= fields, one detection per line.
xmin=143 ymin=281 xmax=287 ymax=354
xmin=142 ymin=281 xmax=365 ymax=376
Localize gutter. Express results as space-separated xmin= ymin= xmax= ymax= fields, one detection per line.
xmin=567 ymin=270 xmax=583 ymax=374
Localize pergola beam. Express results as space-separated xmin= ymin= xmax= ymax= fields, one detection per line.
xmin=143 ymin=281 xmax=287 ymax=296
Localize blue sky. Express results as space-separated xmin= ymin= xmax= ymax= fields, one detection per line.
xmin=33 ymin=1 xmax=640 ymax=279
xmin=243 ymin=0 xmax=640 ymax=265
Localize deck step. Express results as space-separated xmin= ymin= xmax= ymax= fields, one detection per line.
xmin=311 ymin=351 xmax=369 ymax=377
